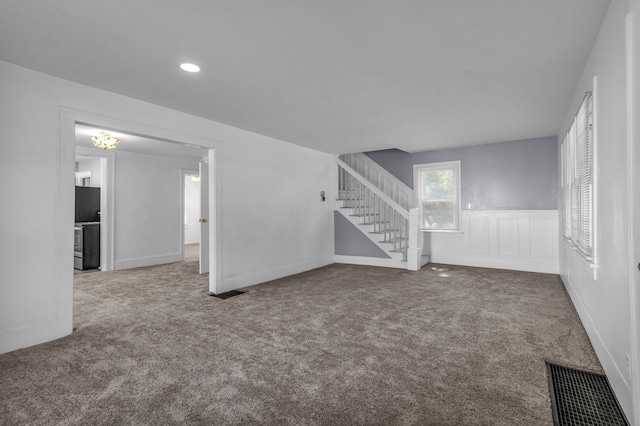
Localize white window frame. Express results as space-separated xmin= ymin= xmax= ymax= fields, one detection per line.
xmin=563 ymin=91 xmax=594 ymax=262
xmin=413 ymin=160 xmax=461 ymax=232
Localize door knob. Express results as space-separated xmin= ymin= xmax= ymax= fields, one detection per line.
xmin=200 ymin=218 xmax=208 ymax=223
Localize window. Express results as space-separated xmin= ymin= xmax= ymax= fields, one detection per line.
xmin=414 ymin=161 xmax=461 ymax=231
xmin=563 ymin=92 xmax=594 ymax=261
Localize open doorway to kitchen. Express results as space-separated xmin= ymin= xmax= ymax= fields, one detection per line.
xmin=73 ymin=149 xmax=107 ymax=274
xmin=60 ymin=107 xmax=224 ymax=337
xmin=73 ymin=123 xmax=211 ymax=272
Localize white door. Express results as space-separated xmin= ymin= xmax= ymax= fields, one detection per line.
xmin=199 ymin=160 xmax=209 ymax=274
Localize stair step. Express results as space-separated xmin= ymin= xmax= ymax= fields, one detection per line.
xmin=361 ymin=220 xmax=390 ymax=225
xmin=390 ymin=248 xmax=408 ymax=253
xmin=350 ymin=213 xmax=381 ymax=217
xmin=370 ymin=228 xmax=399 ymax=234
xmin=344 ymin=207 xmax=377 ymax=211
xmin=381 ymin=237 xmax=408 ymax=243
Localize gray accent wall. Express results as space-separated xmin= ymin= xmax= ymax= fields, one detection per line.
xmin=340 ymin=136 xmax=557 ymax=258
xmin=363 ymin=149 xmax=414 ymax=188
xmin=367 ymin=136 xmax=558 ymax=210
xmin=334 ymin=211 xmax=390 ymax=258
xmin=413 ymin=136 xmax=557 ymax=210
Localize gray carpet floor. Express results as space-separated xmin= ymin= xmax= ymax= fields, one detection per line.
xmin=1 ymin=245 xmax=602 ymax=425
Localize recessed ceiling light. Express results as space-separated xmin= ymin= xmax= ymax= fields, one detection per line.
xmin=180 ymin=63 xmax=200 ymax=73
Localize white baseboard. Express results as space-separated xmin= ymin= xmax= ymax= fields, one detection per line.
xmin=222 ymin=257 xmax=336 ymax=292
xmin=334 ymin=255 xmax=406 ymax=269
xmin=115 ymin=252 xmax=183 ymax=270
xmin=561 ymin=273 xmax=633 ymax=419
xmin=429 ymin=254 xmax=559 ymax=274
xmin=0 ymin=317 xmax=71 ymax=355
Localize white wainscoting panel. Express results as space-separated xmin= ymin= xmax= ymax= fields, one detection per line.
xmin=497 ymin=217 xmax=520 ymax=257
xmin=425 ymin=210 xmax=559 ymax=274
xmin=468 ymin=216 xmax=489 ymax=254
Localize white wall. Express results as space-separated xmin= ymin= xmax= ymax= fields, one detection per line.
xmin=221 ymin=136 xmax=335 ymax=289
xmin=0 ymin=60 xmax=335 ymax=354
xmin=114 ymin=152 xmax=199 ymax=269
xmin=558 ymin=0 xmax=637 ymax=421
xmin=184 ymin=175 xmax=200 ymax=245
xmin=77 ymin=157 xmax=101 ymax=187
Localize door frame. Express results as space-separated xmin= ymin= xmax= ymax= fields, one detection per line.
xmin=627 ymin=11 xmax=640 ymax=425
xmin=60 ymin=108 xmax=224 ymax=312
xmin=180 ymin=168 xmax=201 ymax=258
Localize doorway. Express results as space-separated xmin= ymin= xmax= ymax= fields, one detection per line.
xmin=183 ymin=170 xmax=201 ymax=269
xmin=73 ymin=153 xmax=104 ymax=273
xmin=60 ymin=107 xmax=223 ymax=316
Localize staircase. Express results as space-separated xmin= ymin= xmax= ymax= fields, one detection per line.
xmin=335 ymin=154 xmax=429 ymax=270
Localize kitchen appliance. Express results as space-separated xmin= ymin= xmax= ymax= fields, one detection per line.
xmin=75 ymin=186 xmax=101 ymax=222
xmin=74 ymin=186 xmax=101 ymax=270
xmin=74 ymin=223 xmax=100 ymax=270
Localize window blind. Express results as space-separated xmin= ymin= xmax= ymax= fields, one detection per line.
xmin=564 ymin=92 xmax=593 ymax=261
xmin=574 ymin=93 xmax=593 ymax=259
xmin=563 ymin=133 xmax=572 ymax=239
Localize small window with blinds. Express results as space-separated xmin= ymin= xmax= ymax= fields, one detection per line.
xmin=563 ymin=92 xmax=594 ymax=261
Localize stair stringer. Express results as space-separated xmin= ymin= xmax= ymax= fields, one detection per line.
xmin=334 ymin=201 xmax=407 ymax=269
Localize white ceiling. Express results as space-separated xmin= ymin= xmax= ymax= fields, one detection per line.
xmin=0 ymin=1 xmax=611 ymax=154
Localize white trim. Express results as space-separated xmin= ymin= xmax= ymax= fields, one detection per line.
xmin=337 ymin=158 xmax=408 ymax=218
xmin=334 ymin=255 xmax=406 ymax=269
xmin=592 ymin=76 xmax=599 ymax=278
xmin=209 ymin=148 xmax=223 ymax=294
xmin=100 ymin=156 xmax=115 ymax=271
xmin=339 ymin=153 xmax=414 ymax=211
xmin=0 ymin=320 xmax=65 ymax=355
xmin=353 ymin=152 xmax=414 ymax=208
xmin=625 ymin=12 xmax=640 ymax=426
xmin=562 ymin=273 xmax=633 ymax=416
xmin=60 ymin=106 xmax=223 ymax=295
xmin=57 ymin=116 xmax=75 ymax=344
xmin=563 ymin=90 xmax=595 ymax=266
xmin=115 ymin=253 xmax=183 ymax=270
xmin=413 ymin=160 xmax=462 ymax=231
xmin=430 ymin=254 xmax=558 ymax=274
xmin=224 ymin=257 xmax=335 ymax=290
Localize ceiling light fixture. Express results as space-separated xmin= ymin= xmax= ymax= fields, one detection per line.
xmin=191 ymin=175 xmax=200 ymax=182
xmin=90 ymin=132 xmax=120 ymax=150
xmin=180 ymin=63 xmax=200 ymax=73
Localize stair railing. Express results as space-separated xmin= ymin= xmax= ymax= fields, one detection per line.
xmin=337 ymin=158 xmax=421 ymax=267
xmin=339 ymin=153 xmax=414 ymax=211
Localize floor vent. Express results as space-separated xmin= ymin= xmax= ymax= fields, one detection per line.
xmin=209 ymin=290 xmax=245 ymax=300
xmin=546 ymin=362 xmax=628 ymax=426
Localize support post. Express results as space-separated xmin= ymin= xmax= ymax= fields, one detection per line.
xmin=407 ymin=207 xmax=422 ymax=271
